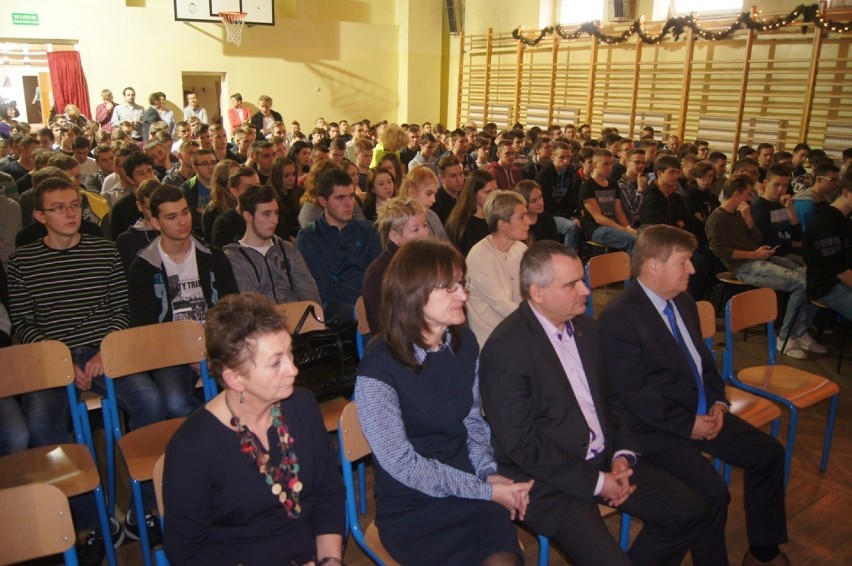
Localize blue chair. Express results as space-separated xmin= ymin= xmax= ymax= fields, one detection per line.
xmin=696 ymin=300 xmax=782 ymax=484
xmin=584 ymin=251 xmax=630 ymax=317
xmin=153 ymin=454 xmax=170 ymax=566
xmin=101 ymin=320 xmax=212 ymax=566
xmin=0 ymin=482 xmax=81 ymax=565
xmin=338 ymin=401 xmax=399 ymax=565
xmin=536 ymin=507 xmax=631 ymax=565
xmin=723 ymin=288 xmax=840 ymax=488
xmin=0 ymin=340 xmax=116 ymax=566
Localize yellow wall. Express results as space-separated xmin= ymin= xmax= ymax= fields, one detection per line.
xmin=0 ymin=0 xmax=445 ymax=126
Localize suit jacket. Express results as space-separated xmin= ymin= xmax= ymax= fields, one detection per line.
xmin=597 ymin=281 xmax=727 ymax=455
xmin=480 ymin=301 xmax=638 ymax=535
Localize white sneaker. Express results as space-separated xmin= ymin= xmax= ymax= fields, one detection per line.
xmin=777 ymin=336 xmax=808 ymax=360
xmin=796 ymin=333 xmax=828 ymax=354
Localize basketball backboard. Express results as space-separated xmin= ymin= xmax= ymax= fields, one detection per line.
xmin=173 ymin=0 xmax=275 ymax=26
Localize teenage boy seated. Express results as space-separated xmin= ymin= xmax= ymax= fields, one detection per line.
xmin=296 ymin=168 xmax=380 ymax=320
xmin=180 ymin=149 xmax=218 ymax=237
xmin=163 ymin=140 xmax=200 ymax=188
xmin=751 ymin=164 xmax=803 ymax=262
xmin=110 ymin=152 xmax=159 ymax=239
xmin=408 ymin=132 xmax=440 ymax=175
xmin=115 ymin=179 xmax=160 ymax=271
xmin=706 ymin=174 xmax=826 ymax=360
xmin=580 ymin=148 xmax=637 ymax=254
xmin=128 ymin=184 xmax=238 ymax=327
xmin=9 ymin=175 xmax=166 ymax=561
xmin=224 ymin=185 xmax=320 ymax=304
xmin=803 ymin=178 xmax=852 ymax=321
xmin=485 ymin=140 xmax=524 ymax=189
xmin=522 ymin=136 xmax=551 ymax=180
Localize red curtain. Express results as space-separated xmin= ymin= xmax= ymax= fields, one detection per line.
xmin=47 ymin=51 xmax=92 ymax=119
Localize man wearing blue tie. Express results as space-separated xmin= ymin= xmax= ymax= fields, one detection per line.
xmin=599 ymin=225 xmax=789 ymax=566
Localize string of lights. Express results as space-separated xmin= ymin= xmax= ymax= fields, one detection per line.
xmin=511 ymin=3 xmax=849 ymax=46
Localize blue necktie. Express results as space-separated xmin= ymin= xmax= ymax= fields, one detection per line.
xmin=663 ymin=301 xmax=707 ymax=415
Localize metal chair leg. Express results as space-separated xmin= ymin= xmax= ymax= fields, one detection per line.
xmin=820 ymin=395 xmax=839 ymax=472
xmin=131 ymin=479 xmax=153 ymax=566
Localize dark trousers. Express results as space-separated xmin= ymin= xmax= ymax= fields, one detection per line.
xmin=646 ymin=413 xmax=788 ymax=566
xmin=549 ymin=459 xmax=709 ymax=566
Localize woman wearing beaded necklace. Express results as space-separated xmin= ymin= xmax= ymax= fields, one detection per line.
xmin=163 ymin=293 xmax=345 ymax=566
xmin=356 ymin=239 xmax=532 ymax=566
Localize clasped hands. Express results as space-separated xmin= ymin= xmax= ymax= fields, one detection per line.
xmin=600 ymin=456 xmax=637 ymax=508
xmin=691 ymin=403 xmax=727 ymax=441
xmin=488 ymin=474 xmax=534 ymax=521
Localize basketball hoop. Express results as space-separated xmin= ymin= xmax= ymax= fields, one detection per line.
xmin=219 ymin=11 xmax=247 ymax=46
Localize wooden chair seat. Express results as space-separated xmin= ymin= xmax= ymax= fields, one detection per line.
xmin=320 ymin=396 xmax=349 ymax=432
xmin=0 ymin=443 xmax=101 ymax=496
xmin=365 ymin=521 xmax=399 ymax=565
xmin=117 ymin=417 xmax=187 ymax=481
xmin=0 ymin=483 xmax=77 ymax=565
xmin=726 ymin=386 xmax=782 ymax=428
xmin=716 ymin=272 xmax=748 ymax=286
xmin=737 ymin=366 xmax=840 ymax=409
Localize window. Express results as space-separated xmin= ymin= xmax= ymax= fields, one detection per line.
xmin=559 ymin=0 xmax=605 ymax=24
xmin=673 ymin=0 xmax=743 ymax=16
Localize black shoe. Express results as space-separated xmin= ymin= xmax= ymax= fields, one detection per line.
xmin=77 ymin=528 xmax=106 ymax=566
xmin=124 ymin=509 xmax=163 ymax=548
xmin=109 ymin=516 xmax=126 ymax=547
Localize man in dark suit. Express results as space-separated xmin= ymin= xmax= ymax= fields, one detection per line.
xmin=480 ymin=241 xmax=709 ymax=566
xmin=598 ymin=225 xmax=788 ymax=566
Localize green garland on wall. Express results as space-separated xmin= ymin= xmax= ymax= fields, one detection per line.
xmin=512 ymin=3 xmax=851 ymax=46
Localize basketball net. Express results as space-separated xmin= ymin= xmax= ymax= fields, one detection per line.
xmin=219 ymin=11 xmax=247 ymax=46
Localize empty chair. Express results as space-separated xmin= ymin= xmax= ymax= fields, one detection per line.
xmin=101 ymin=320 xmax=210 ymax=566
xmin=584 ymin=250 xmax=631 ymax=317
xmin=0 ymin=483 xmax=79 ymax=566
xmin=0 ymin=340 xmax=117 ymax=566
xmin=338 ymin=401 xmax=399 ymax=566
xmin=724 ymin=288 xmax=840 ymax=487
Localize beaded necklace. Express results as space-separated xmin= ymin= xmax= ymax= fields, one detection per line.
xmin=227 ymin=396 xmax=303 ymax=518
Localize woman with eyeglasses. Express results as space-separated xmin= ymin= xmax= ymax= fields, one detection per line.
xmin=355 ymin=239 xmax=532 ymax=566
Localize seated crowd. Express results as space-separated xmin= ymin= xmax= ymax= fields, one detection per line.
xmin=0 ymin=88 xmax=850 ymax=566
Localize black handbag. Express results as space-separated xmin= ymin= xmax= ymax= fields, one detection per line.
xmin=290 ymin=304 xmax=358 ymax=401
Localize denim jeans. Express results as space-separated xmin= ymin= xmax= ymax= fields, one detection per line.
xmin=150 ymin=364 xmax=202 ymax=418
xmin=554 ymin=216 xmax=582 ymax=250
xmin=23 ymin=346 xmax=167 ymax=528
xmin=735 ymin=259 xmax=816 ymax=339
xmin=0 ymin=396 xmax=28 ymax=456
xmin=818 ymin=282 xmax=852 ymax=321
xmin=591 ymin=226 xmax=637 ymax=255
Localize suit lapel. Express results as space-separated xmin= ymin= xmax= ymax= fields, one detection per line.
xmin=628 ymin=283 xmax=697 ymax=379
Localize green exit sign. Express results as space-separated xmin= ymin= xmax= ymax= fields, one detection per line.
xmin=12 ymin=13 xmax=39 ymax=26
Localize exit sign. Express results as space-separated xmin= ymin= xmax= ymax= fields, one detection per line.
xmin=12 ymin=13 xmax=39 ymax=26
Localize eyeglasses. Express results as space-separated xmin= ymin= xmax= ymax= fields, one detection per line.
xmin=41 ymin=202 xmax=82 ymax=214
xmin=435 ymin=278 xmax=470 ymax=293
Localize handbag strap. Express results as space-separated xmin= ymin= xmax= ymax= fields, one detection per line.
xmin=293 ymin=304 xmax=335 ymax=335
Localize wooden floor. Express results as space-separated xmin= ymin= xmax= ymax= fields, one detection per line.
xmin=88 ymin=288 xmax=852 ymax=564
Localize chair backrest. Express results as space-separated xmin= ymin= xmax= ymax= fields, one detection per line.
xmin=339 ymin=401 xmax=372 ymax=463
xmin=0 ymin=340 xmax=75 ymax=399
xmin=355 ymin=296 xmax=370 ymax=336
xmin=153 ymin=453 xmax=166 ymax=517
xmin=0 ymin=483 xmax=76 ymax=565
xmin=276 ymin=300 xmax=326 ymax=334
xmin=727 ymin=287 xmax=777 ymax=334
xmin=585 ymin=251 xmax=631 ymax=290
xmin=101 ymin=320 xmax=207 ymax=378
xmin=696 ymin=300 xmax=716 ymax=342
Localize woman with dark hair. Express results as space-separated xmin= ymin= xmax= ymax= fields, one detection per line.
xmin=445 ymin=169 xmax=498 ymax=255
xmin=362 ymin=167 xmax=396 ymax=222
xmin=288 ymin=140 xmax=312 ymax=175
xmin=515 ymin=180 xmax=558 ymax=244
xmin=163 ymin=293 xmax=345 ymax=565
xmin=355 ymin=239 xmax=532 ymax=566
xmin=269 ymin=156 xmax=301 ymax=239
xmin=377 ymin=152 xmax=404 ymax=186
xmin=202 ymin=159 xmax=239 ymax=242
